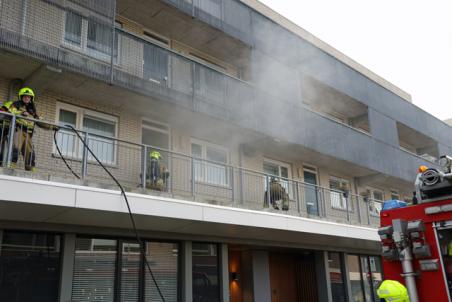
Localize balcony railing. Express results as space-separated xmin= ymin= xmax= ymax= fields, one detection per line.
xmin=0 ymin=112 xmax=383 ymax=227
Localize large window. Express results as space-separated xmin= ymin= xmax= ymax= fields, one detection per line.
xmin=365 ymin=188 xmax=384 ymax=217
xmin=144 ymin=44 xmax=169 ymax=85
xmin=55 ymin=103 xmax=118 ymax=165
xmin=192 ymin=243 xmax=220 ymax=302
xmin=72 ymin=238 xmax=117 ymax=302
xmin=328 ymin=252 xmax=346 ymax=302
xmin=71 ymin=237 xmax=179 ymax=302
xmin=348 ymin=254 xmax=365 ymax=302
xmin=0 ymin=231 xmax=61 ymax=302
xmin=329 ymin=176 xmax=350 ymax=210
xmin=191 ymin=139 xmax=229 ymax=186
xmin=63 ymin=9 xmax=120 ymax=62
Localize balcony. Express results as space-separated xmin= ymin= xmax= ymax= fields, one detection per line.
xmin=0 ymin=112 xmax=383 ymax=227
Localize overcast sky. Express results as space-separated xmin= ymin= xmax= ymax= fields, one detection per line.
xmin=259 ymin=0 xmax=452 ymax=121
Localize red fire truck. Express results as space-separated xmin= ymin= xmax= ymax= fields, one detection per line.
xmin=379 ymin=155 xmax=452 ymax=302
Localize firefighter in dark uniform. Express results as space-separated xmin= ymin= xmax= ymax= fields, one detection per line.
xmin=9 ymin=87 xmax=57 ymax=171
xmin=264 ymin=177 xmax=290 ymax=211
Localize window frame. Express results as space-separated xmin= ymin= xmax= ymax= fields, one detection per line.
xmin=263 ymin=158 xmax=293 ymax=199
xmin=329 ymin=176 xmax=350 ymax=210
xmin=54 ymin=102 xmax=119 ymax=165
xmin=190 ymin=138 xmax=230 ymax=187
xmin=141 ymin=118 xmax=171 ymax=149
xmin=62 ymin=7 xmax=121 ymax=64
xmin=365 ymin=187 xmax=384 ymax=217
xmin=263 ymin=158 xmax=292 ymax=180
xmin=71 ymin=236 xmax=180 ymax=302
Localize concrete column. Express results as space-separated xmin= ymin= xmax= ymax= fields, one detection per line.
xmin=182 ymin=241 xmax=193 ymax=302
xmin=59 ymin=234 xmax=76 ymax=302
xmin=316 ymin=251 xmax=332 ymax=302
xmin=252 ymin=250 xmax=271 ymax=302
xmin=220 ymin=243 xmax=230 ymax=302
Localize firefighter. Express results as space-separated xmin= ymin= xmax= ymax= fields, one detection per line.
xmin=377 ymin=280 xmax=410 ymax=302
xmin=264 ymin=177 xmax=290 ymax=211
xmin=147 ymin=150 xmax=169 ymax=191
xmin=8 ymin=87 xmax=57 ymax=171
xmin=0 ymin=99 xmax=14 ymax=166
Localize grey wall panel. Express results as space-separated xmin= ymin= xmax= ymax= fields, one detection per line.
xmin=254 ymin=101 xmax=435 ymax=182
xmin=252 ymin=250 xmax=271 ymax=302
xmin=369 ymin=108 xmax=399 ymax=147
xmin=299 ymin=49 xmax=452 ymax=148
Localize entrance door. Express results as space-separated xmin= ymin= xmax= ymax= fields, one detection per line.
xmin=269 ymin=252 xmax=318 ymax=302
xmin=303 ymin=169 xmax=319 ymax=215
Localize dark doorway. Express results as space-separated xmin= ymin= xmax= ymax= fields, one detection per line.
xmin=269 ymin=251 xmax=318 ymax=302
xmin=304 ymin=169 xmax=319 ymax=215
xmin=0 ymin=231 xmax=61 ymax=302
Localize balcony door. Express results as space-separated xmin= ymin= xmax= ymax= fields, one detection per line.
xmin=303 ymin=168 xmax=319 ymax=215
xmin=263 ymin=159 xmax=292 ymax=197
xmin=141 ymin=119 xmax=170 ymax=162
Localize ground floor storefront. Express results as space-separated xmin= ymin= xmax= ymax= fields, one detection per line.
xmin=0 ymin=228 xmax=382 ymax=302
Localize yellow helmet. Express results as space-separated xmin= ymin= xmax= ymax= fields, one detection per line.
xmin=377 ymin=280 xmax=410 ymax=302
xmin=150 ymin=150 xmax=162 ymax=160
xmin=18 ymin=87 xmax=35 ymax=101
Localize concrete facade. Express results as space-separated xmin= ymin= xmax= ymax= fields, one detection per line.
xmin=0 ymin=0 xmax=450 ymax=301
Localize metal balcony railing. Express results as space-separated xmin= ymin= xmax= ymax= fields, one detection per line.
xmin=0 ymin=111 xmax=383 ymax=227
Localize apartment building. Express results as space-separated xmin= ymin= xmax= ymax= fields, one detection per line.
xmin=0 ymin=0 xmax=450 ymax=301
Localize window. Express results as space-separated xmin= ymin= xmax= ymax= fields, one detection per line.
xmin=347 ymin=254 xmax=383 ymax=302
xmin=365 ymin=188 xmax=384 ymax=217
xmin=144 ymin=242 xmax=179 ymax=302
xmin=347 ymin=255 xmax=365 ymax=302
xmin=72 ymin=238 xmax=117 ymax=302
xmin=360 ymin=255 xmax=383 ymax=302
xmin=0 ymin=231 xmax=61 ymax=302
xmin=192 ymin=243 xmax=220 ymax=302
xmin=329 ymin=176 xmax=350 ymax=210
xmin=71 ymin=238 xmax=179 ymax=302
xmin=55 ymin=103 xmax=118 ymax=165
xmin=63 ymin=9 xmax=120 ymax=62
xmin=191 ymin=139 xmax=229 ymax=186
xmin=144 ymin=43 xmax=169 ymax=85
xmin=328 ymin=252 xmax=346 ymax=302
